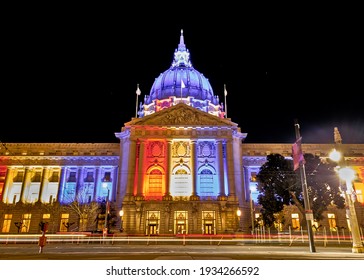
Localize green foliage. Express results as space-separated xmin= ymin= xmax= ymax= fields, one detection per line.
xmin=256 ymin=154 xmax=298 ymax=227
xmin=257 ymin=153 xmax=345 ymax=227
xmin=304 ymin=154 xmax=345 ymax=220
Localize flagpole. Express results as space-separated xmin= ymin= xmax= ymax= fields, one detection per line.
xmin=224 ymin=84 xmax=227 ymax=118
xmin=136 ymin=84 xmax=141 ymax=118
xmin=294 ymin=119 xmax=316 ymax=253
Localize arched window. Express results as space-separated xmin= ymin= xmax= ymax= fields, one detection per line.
xmin=147 ymin=169 xmax=163 ymax=198
xmin=199 ymin=169 xmax=214 ymax=197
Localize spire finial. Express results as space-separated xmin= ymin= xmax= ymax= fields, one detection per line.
xmin=135 ymin=84 xmax=141 ymax=118
xmin=179 ymin=29 xmax=185 ymax=47
xmin=172 ymin=29 xmax=191 ymax=67
xmin=334 ymin=127 xmax=342 ymax=144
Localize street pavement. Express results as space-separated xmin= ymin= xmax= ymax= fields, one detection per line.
xmin=1 ymin=243 xmax=363 ymax=260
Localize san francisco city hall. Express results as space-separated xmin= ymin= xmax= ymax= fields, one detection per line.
xmin=1 ymin=31 xmax=363 ymax=236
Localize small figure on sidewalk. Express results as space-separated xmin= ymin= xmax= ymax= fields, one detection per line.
xmin=38 ymin=231 xmax=47 ymax=253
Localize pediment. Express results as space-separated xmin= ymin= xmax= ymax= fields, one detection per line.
xmin=125 ymin=103 xmax=236 ymax=127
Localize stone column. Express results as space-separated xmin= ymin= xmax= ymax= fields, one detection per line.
xmin=2 ymin=168 xmax=14 ymax=203
xmin=39 ymin=167 xmax=50 ymax=203
xmin=58 ymin=167 xmax=66 ymax=203
xmin=77 ymin=167 xmax=84 ymax=200
xmin=190 ymin=140 xmax=199 ymax=201
xmin=94 ymin=167 xmax=100 ymax=201
xmin=21 ymin=168 xmax=31 ymax=203
xmin=216 ymin=140 xmax=226 ymax=199
xmin=125 ymin=139 xmax=137 ymax=198
xmin=163 ymin=140 xmax=172 ymax=201
xmin=112 ymin=166 xmax=118 ymax=203
xmin=136 ymin=139 xmax=145 ymax=200
xmin=226 ymin=140 xmax=236 ymax=200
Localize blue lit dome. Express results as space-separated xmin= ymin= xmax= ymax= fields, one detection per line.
xmin=138 ymin=30 xmax=225 ymax=118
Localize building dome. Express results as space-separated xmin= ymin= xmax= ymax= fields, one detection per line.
xmin=138 ymin=30 xmax=225 ymax=118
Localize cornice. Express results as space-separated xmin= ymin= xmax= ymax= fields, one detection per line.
xmin=125 ymin=103 xmax=237 ymax=127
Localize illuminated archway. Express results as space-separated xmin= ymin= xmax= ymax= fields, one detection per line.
xmin=170 ymin=164 xmax=192 ymax=197
xmin=145 ymin=165 xmax=165 ymax=200
xmin=197 ymin=165 xmax=219 ymax=198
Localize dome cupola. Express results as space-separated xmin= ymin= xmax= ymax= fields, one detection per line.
xmin=138 ymin=30 xmax=225 ymax=118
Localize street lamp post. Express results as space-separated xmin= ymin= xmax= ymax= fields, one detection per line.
xmin=119 ymin=209 xmax=124 ymax=232
xmin=250 ymin=190 xmax=255 ymax=235
xmin=103 ymin=186 xmax=110 ymax=238
xmin=338 ymin=167 xmax=364 ymax=253
xmin=236 ymin=208 xmax=242 ymax=232
xmin=294 ymin=120 xmax=316 ymax=253
xmin=329 ymin=128 xmax=364 ymax=253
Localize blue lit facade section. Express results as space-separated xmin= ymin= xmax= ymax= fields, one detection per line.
xmin=60 ymin=167 xmax=77 ymax=204
xmin=197 ymin=166 xmax=219 ymax=198
xmin=59 ymin=165 xmax=115 ymax=205
xmin=98 ymin=168 xmax=113 ymax=201
xmin=196 ymin=140 xmax=220 ymax=198
xmin=246 ymin=166 xmax=260 ymax=203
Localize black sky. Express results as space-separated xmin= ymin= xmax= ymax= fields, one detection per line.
xmin=2 ymin=8 xmax=363 ymax=145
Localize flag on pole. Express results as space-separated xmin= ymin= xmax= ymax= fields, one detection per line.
xmin=136 ymin=84 xmax=141 ymax=95
xmin=292 ymin=137 xmax=305 ymax=171
xmin=181 ymin=80 xmax=186 ymax=88
xmin=224 ymin=84 xmax=228 ymax=118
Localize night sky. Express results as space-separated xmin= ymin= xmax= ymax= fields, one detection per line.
xmin=2 ymin=10 xmax=363 ymax=145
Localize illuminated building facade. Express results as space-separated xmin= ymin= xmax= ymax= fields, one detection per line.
xmin=1 ymin=31 xmax=363 ymax=235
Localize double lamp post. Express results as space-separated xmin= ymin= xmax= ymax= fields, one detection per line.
xmin=329 ymin=127 xmax=364 ymax=253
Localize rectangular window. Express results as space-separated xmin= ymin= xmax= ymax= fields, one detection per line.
xmin=2 ymin=214 xmax=12 ymax=233
xmin=200 ymin=174 xmax=214 ymax=197
xmin=21 ymin=213 xmax=32 ymax=233
xmin=67 ymin=172 xmax=77 ymax=182
xmin=42 ymin=213 xmax=51 ymax=223
xmin=60 ymin=213 xmax=70 ymax=232
xmin=13 ymin=171 xmax=24 ymax=182
xmin=291 ymin=213 xmax=300 ymax=230
xmin=328 ymin=213 xmax=337 ymax=231
xmin=49 ymin=171 xmax=60 ymax=182
xmin=84 ymin=172 xmax=95 ymax=182
xmin=102 ymin=172 xmax=112 ymax=182
xmin=149 ymin=174 xmax=162 ymax=196
xmin=32 ymin=171 xmax=42 ymax=182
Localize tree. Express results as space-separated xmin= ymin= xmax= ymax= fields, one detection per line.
xmin=256 ymin=154 xmax=298 ymax=227
xmin=256 ymin=153 xmax=345 ymax=227
xmin=65 ymin=197 xmax=100 ymax=232
xmin=305 ymin=153 xmax=345 ymax=220
xmin=59 ymin=186 xmax=100 ymax=232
